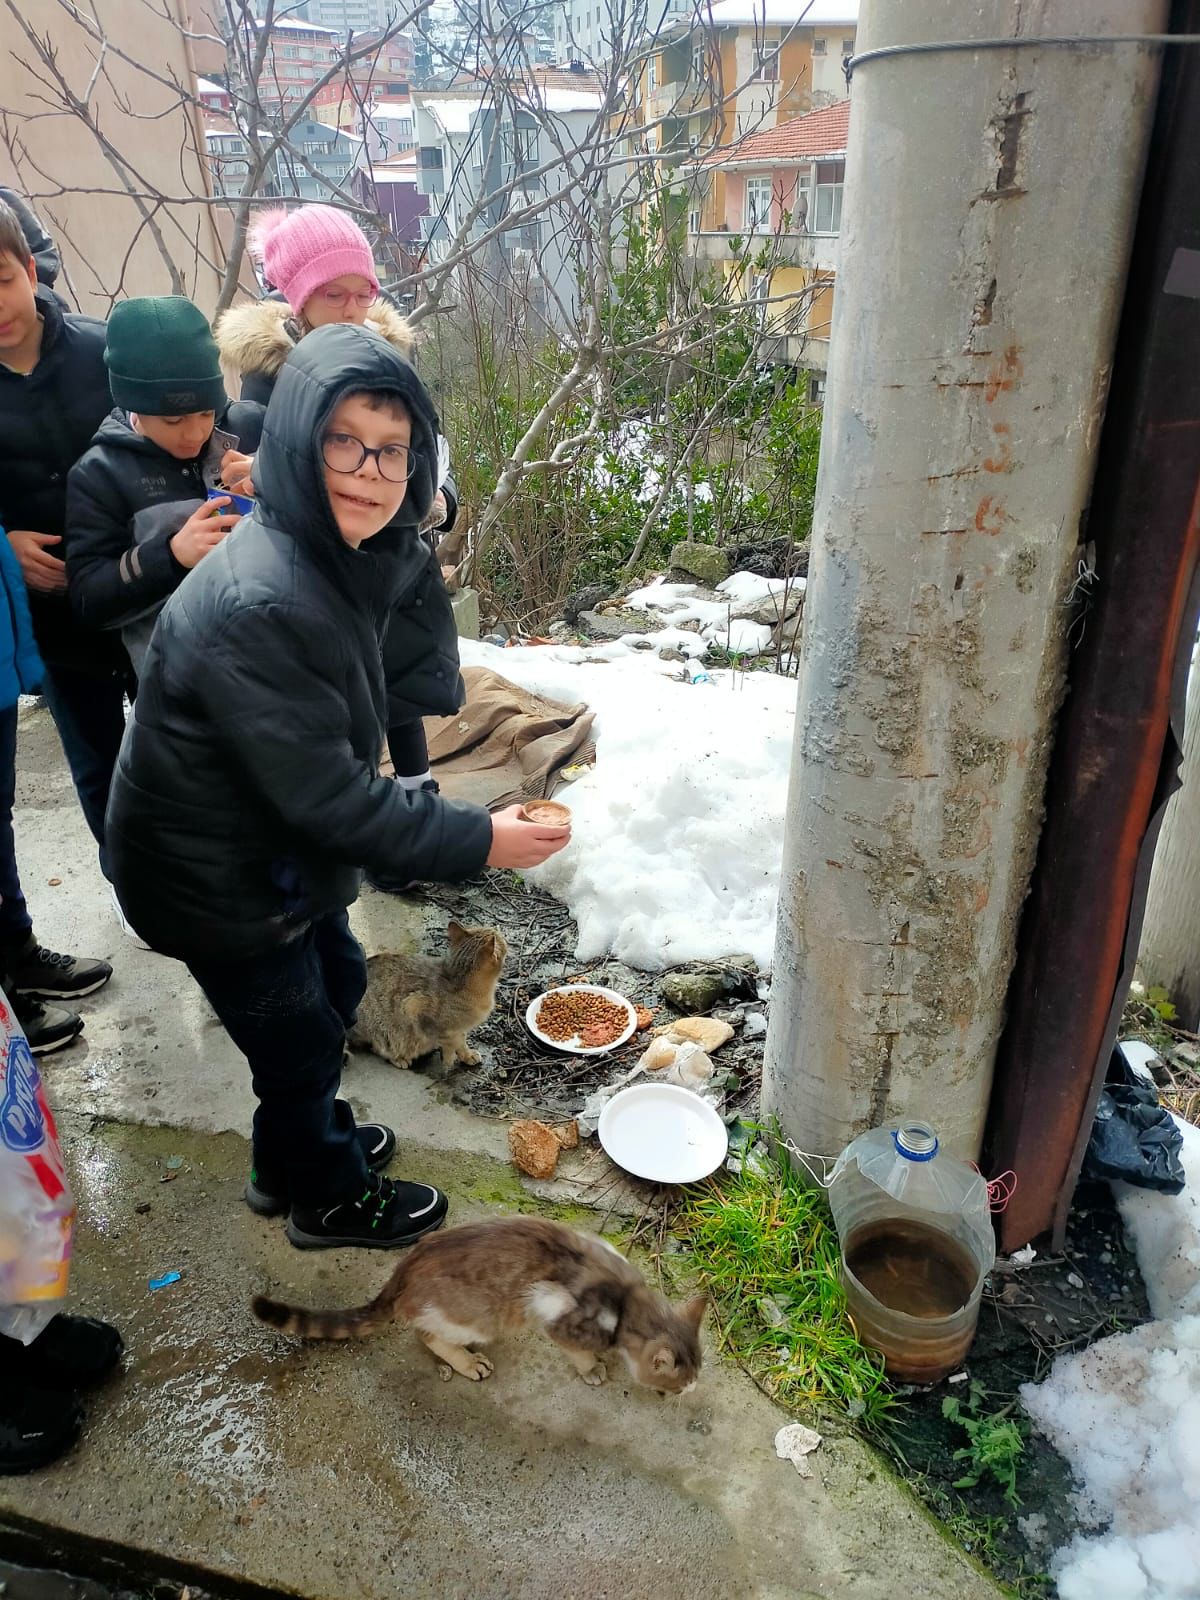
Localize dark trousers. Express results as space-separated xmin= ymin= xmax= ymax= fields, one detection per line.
xmin=0 ymin=704 xmax=32 ymax=957
xmin=386 ymin=720 xmax=429 ymax=780
xmin=40 ymin=662 xmax=133 ymax=879
xmin=187 ymin=911 xmax=369 ymax=1207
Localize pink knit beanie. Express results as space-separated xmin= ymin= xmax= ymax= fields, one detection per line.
xmin=248 ymin=205 xmax=380 ymax=315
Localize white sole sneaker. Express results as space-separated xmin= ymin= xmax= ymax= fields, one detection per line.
xmin=110 ymin=886 xmax=152 ymax=950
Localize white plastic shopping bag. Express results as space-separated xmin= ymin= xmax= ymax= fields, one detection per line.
xmin=0 ymin=986 xmax=75 ymax=1339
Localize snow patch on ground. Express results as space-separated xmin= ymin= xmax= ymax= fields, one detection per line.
xmin=459 ymin=638 xmax=796 ymax=970
xmin=717 ymin=570 xmax=807 ymax=605
xmin=1021 ymin=1117 xmax=1200 ymax=1600
xmin=624 ymin=574 xmax=801 ymax=656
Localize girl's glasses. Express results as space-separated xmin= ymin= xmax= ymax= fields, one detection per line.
xmin=319 ymin=286 xmax=378 ymax=310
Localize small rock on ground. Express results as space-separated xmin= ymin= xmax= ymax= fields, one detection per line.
xmin=660 ymin=972 xmax=728 ymax=1012
xmin=578 ymin=608 xmax=660 ymax=639
xmin=669 ymin=541 xmax=731 ymax=587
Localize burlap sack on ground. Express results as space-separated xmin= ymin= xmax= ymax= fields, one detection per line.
xmin=383 ymin=665 xmax=595 ymax=810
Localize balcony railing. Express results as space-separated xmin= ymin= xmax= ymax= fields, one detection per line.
xmin=757 ymin=331 xmax=831 ymax=373
xmin=645 ymin=80 xmax=722 ymax=123
xmin=690 ymin=229 xmax=839 ymax=272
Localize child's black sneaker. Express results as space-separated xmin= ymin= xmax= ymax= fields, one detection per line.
xmin=14 ymin=996 xmax=84 ymax=1055
xmin=244 ymin=1121 xmax=398 ymax=1217
xmin=8 ymin=936 xmax=112 ymax=1000
xmin=0 ymin=1315 xmax=123 ymax=1391
xmin=0 ymin=1383 xmax=83 ymax=1475
xmin=286 ymin=1171 xmax=448 ymax=1250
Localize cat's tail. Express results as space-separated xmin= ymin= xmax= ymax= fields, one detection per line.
xmin=251 ymin=1277 xmax=403 ymax=1341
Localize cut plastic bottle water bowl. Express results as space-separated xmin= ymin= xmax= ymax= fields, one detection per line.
xmin=828 ymin=1121 xmax=995 ymax=1384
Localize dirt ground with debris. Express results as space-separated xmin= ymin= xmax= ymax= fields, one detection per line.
xmin=414 ymin=874 xmax=769 ymax=1126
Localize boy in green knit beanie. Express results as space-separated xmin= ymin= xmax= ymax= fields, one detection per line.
xmin=65 ymin=296 xmax=265 ymax=677
xmin=63 ymin=296 xmax=265 ymax=943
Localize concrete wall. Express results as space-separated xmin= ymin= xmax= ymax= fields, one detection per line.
xmin=0 ymin=0 xmax=229 ymax=317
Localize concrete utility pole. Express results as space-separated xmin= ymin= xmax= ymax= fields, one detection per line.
xmin=1139 ymin=644 xmax=1200 ymax=1029
xmin=763 ymin=0 xmax=1166 ymax=1160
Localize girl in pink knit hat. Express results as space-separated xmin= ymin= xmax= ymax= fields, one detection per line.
xmin=217 ymin=205 xmax=411 ymax=401
xmin=217 ymin=206 xmax=462 ymax=889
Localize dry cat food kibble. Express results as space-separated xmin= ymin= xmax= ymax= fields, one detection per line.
xmin=536 ymin=988 xmax=630 ymax=1047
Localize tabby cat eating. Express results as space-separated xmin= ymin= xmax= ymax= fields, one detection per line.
xmin=253 ymin=1216 xmax=704 ymax=1393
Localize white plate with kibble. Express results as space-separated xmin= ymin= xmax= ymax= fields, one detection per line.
xmin=525 ymin=984 xmax=638 ymax=1056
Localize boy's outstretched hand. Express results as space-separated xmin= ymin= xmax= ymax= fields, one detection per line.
xmin=486 ymin=804 xmax=571 ymax=869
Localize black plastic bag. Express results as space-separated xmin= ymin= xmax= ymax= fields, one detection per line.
xmin=1082 ymin=1053 xmax=1185 ymax=1193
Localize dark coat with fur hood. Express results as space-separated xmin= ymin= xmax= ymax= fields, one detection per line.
xmin=216 ymin=295 xmax=417 ymax=406
xmin=106 ymin=324 xmax=493 ymax=961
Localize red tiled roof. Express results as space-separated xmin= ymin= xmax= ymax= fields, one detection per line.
xmin=701 ymin=99 xmax=850 ymax=168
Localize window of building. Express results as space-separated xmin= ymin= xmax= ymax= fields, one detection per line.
xmin=842 ymin=38 xmax=856 ymax=55
xmin=749 ymin=270 xmax=770 ymax=327
xmin=691 ymin=41 xmax=706 ymax=80
xmin=813 ymin=159 xmax=844 ymax=232
xmin=812 ymin=37 xmax=827 ymax=56
xmin=504 ymin=121 xmax=538 ymax=169
xmin=755 ymin=45 xmax=778 ymax=81
xmin=302 ymin=139 xmax=325 ymax=154
xmin=647 ymin=53 xmax=656 ymax=92
xmin=745 ymin=175 xmax=772 ymax=233
xmin=688 ymin=206 xmax=700 ymax=235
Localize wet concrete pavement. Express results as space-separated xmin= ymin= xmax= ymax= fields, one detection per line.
xmin=2 ymin=706 xmax=1005 ymax=1599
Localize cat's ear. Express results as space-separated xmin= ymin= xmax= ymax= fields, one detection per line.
xmin=447 ymin=920 xmax=466 ymax=943
xmin=681 ymin=1294 xmax=707 ymax=1332
xmin=490 ymin=933 xmax=505 ymax=964
xmin=651 ymin=1346 xmax=678 ymax=1376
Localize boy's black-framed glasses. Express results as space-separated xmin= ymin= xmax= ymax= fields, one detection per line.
xmin=322 ymin=432 xmax=419 ymax=483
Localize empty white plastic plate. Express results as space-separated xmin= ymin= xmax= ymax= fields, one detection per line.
xmin=598 ymin=1082 xmax=729 ymax=1184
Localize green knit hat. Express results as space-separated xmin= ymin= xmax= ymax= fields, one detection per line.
xmin=105 ymin=296 xmax=226 ymax=415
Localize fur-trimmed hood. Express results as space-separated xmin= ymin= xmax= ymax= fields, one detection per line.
xmin=215 ymin=295 xmax=416 ymax=385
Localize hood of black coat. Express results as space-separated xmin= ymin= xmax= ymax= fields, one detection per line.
xmin=254 ymin=322 xmax=438 ymax=602
xmin=33 ymin=285 xmax=66 ymax=351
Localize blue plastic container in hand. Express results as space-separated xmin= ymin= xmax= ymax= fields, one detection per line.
xmin=206 ymin=487 xmax=255 ymax=516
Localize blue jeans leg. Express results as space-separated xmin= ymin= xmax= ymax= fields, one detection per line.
xmin=0 ymin=704 xmax=32 ymax=956
xmin=187 ymin=912 xmax=369 ymax=1208
xmin=39 ymin=662 xmax=131 ymax=878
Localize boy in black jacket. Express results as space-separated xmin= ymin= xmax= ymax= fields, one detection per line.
xmin=66 ymin=297 xmax=264 ymax=675
xmin=0 ymin=200 xmax=125 ymax=986
xmin=108 ymin=325 xmax=570 ymax=1250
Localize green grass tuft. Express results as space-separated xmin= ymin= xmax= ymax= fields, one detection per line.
xmin=669 ymin=1152 xmax=896 ymax=1427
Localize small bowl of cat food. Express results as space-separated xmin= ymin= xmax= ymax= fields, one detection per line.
xmin=526 ymin=983 xmax=637 ymax=1056
xmin=598 ymin=1082 xmax=729 ymax=1184
xmin=519 ymin=800 xmax=572 ymax=827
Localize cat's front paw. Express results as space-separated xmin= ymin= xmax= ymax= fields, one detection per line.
xmin=465 ymin=1352 xmax=494 ymax=1381
xmin=457 ymin=1046 xmax=482 ymax=1067
xmin=580 ymin=1360 xmax=607 ymax=1387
